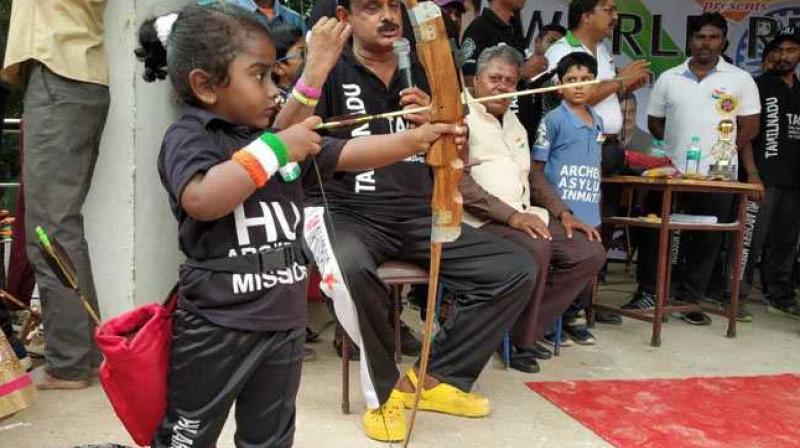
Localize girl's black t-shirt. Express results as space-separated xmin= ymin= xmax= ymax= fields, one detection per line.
xmin=158 ymin=107 xmax=343 ymax=331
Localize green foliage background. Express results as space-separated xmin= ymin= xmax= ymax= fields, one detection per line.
xmin=285 ymin=0 xmax=316 ymax=18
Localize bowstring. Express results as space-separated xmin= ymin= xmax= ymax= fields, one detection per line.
xmin=311 ymin=156 xmax=396 ymax=448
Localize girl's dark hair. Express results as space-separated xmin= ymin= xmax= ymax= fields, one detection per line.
xmin=270 ymin=23 xmax=304 ymax=60
xmin=556 ymin=52 xmax=598 ymax=80
xmin=134 ymin=4 xmax=272 ymax=105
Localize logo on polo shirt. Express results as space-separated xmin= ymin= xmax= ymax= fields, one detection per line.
xmin=712 ymin=88 xmax=739 ymax=117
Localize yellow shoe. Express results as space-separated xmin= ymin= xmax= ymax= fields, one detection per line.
xmin=362 ymin=390 xmax=407 ymax=442
xmin=400 ymin=368 xmax=490 ymax=417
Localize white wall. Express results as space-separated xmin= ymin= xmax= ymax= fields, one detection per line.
xmin=83 ymin=0 xmax=186 ymax=318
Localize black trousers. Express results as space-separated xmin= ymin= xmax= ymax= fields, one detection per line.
xmin=636 ymin=192 xmax=734 ymax=301
xmin=328 ymin=212 xmax=535 ymax=404
xmin=153 ymin=310 xmax=304 ymax=448
xmin=741 ymin=187 xmax=800 ymax=305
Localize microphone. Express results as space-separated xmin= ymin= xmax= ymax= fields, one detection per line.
xmin=393 ymin=37 xmax=414 ymax=90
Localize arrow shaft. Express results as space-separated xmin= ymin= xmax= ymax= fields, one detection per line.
xmin=315 ymin=77 xmax=619 ymax=130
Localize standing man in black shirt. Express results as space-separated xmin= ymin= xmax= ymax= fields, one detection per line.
xmin=461 ymin=0 xmax=548 ymax=146
xmin=743 ymin=28 xmax=800 ymax=319
xmin=310 ymin=0 xmax=536 ymax=442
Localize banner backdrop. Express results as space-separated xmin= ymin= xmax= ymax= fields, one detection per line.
xmin=516 ymin=0 xmax=800 ymax=148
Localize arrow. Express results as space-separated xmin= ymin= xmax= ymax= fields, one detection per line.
xmin=315 ymin=77 xmax=613 ymax=131
xmin=35 ymin=226 xmax=101 ymax=326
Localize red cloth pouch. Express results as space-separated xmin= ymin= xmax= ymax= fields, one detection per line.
xmin=94 ymin=287 xmax=177 ymax=446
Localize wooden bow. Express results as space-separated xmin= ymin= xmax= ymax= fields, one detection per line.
xmin=401 ymin=1 xmax=464 ymax=446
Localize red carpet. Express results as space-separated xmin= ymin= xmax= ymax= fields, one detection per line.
xmin=527 ymin=374 xmax=800 ymax=448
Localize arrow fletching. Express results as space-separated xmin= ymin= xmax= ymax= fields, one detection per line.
xmin=34 ymin=226 xmax=101 ymax=325
xmin=35 ymin=226 xmax=78 ymax=290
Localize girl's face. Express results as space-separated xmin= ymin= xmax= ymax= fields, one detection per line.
xmin=276 ymin=40 xmax=306 ymax=88
xmin=211 ymin=32 xmax=280 ymax=129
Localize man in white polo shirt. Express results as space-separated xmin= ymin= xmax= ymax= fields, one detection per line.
xmin=624 ymin=12 xmax=762 ymax=325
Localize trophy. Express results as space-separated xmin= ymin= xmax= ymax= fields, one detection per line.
xmin=708 ymin=91 xmax=739 ymax=180
xmin=708 ymin=119 xmax=737 ymax=180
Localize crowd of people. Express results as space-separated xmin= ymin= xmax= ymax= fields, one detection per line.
xmin=0 ymin=0 xmax=798 ymax=446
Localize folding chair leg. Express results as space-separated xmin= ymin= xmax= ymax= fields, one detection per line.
xmin=587 ymin=277 xmax=598 ymax=328
xmin=554 ymin=316 xmax=563 ymax=357
xmin=502 ymin=330 xmax=511 ymax=369
xmin=393 ymin=286 xmax=402 ymax=363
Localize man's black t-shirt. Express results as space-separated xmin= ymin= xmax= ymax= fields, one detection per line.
xmin=753 ymin=73 xmax=800 ymax=189
xmin=158 ymin=107 xmax=343 ymax=331
xmin=461 ymin=9 xmax=526 ymax=76
xmin=461 ymin=9 xmax=540 ymax=147
xmin=306 ymin=48 xmax=434 ymax=219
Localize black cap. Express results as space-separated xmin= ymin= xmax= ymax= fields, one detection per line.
xmin=769 ymin=26 xmax=800 ymax=48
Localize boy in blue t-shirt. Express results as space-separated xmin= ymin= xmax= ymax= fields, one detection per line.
xmin=532 ymin=52 xmax=604 ymax=346
xmin=533 ymin=52 xmax=604 ymax=228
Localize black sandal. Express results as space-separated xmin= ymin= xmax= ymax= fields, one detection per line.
xmin=679 ymin=311 xmax=712 ymax=326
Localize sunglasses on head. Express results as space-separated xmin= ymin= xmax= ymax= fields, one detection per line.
xmin=276 ymin=48 xmax=306 ymax=63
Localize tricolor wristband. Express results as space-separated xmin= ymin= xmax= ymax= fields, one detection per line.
xmin=259 ymin=132 xmax=290 ymax=167
xmin=231 ymin=132 xmax=289 ymax=187
xmin=295 ymin=79 xmax=322 ymax=99
xmin=292 ymin=88 xmax=319 ymax=107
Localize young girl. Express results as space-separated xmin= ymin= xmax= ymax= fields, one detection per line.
xmin=137 ymin=4 xmax=464 ymax=447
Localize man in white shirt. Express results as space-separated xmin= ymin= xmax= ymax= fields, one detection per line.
xmin=545 ymin=0 xmax=649 ymax=174
xmin=624 ymin=12 xmax=762 ymax=325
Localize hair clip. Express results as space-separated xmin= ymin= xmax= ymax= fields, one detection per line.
xmin=155 ymin=13 xmax=179 ymax=48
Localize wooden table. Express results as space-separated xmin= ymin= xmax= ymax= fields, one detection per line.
xmin=596 ymin=176 xmax=762 ymax=346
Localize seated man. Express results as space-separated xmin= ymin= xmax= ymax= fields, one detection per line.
xmin=461 ymin=45 xmax=606 ymax=372
xmin=306 ymin=0 xmax=536 ymax=442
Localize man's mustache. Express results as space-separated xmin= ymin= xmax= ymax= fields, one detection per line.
xmin=378 ymin=21 xmax=400 ymax=33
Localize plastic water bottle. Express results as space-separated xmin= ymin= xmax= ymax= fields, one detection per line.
xmin=684 ymin=136 xmax=702 ymax=174
xmin=279 ymin=162 xmax=301 ymax=182
xmin=649 ymin=139 xmax=665 ymax=158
